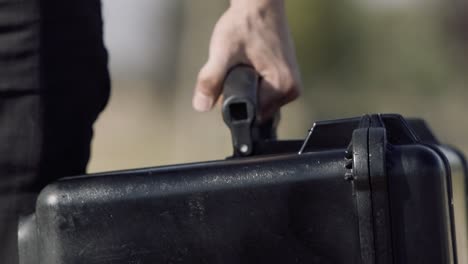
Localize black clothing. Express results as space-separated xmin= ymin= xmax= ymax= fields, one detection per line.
xmin=0 ymin=0 xmax=109 ymax=263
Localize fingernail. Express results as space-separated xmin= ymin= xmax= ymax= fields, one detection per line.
xmin=193 ymin=92 xmax=214 ymax=112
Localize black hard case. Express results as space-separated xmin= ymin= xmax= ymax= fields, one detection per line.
xmin=17 ymin=67 xmax=468 ymax=264
xmin=18 ymin=114 xmax=468 ymax=264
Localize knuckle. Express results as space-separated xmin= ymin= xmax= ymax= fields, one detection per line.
xmin=286 ymin=86 xmax=300 ymax=101
xmin=262 ymin=68 xmax=301 ymax=106
xmin=281 ymin=75 xmax=301 ymax=102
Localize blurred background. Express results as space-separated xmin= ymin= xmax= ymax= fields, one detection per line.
xmin=89 ymin=0 xmax=468 ymax=172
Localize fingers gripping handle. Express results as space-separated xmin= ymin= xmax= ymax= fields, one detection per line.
xmin=222 ymin=66 xmax=278 ymax=157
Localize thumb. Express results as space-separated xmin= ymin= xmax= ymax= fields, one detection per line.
xmin=192 ymin=57 xmax=230 ymax=112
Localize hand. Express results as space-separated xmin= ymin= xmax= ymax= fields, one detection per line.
xmin=192 ymin=0 xmax=302 ymax=120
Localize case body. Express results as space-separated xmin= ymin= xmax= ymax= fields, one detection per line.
xmin=18 ymin=114 xmax=468 ymax=264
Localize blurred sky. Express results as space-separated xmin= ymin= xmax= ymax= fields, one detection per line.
xmin=102 ymin=0 xmax=179 ymax=79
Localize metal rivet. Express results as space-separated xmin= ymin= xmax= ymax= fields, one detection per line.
xmin=240 ymin=144 xmax=249 ymax=153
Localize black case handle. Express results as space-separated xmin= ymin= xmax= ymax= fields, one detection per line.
xmin=222 ymin=66 xmax=278 ymax=157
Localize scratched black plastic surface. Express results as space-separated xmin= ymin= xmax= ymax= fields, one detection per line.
xmin=29 ymin=146 xmax=455 ymax=264
xmin=19 ymin=114 xmax=464 ymax=264
xmin=35 ymin=151 xmax=360 ymax=264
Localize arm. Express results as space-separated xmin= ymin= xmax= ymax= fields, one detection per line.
xmin=192 ymin=0 xmax=302 ymax=120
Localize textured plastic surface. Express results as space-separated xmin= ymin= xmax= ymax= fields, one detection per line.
xmin=35 ymin=152 xmax=360 ymax=264
xmin=18 ymin=113 xmax=465 ymax=264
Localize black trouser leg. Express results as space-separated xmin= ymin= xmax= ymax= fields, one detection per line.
xmin=0 ymin=1 xmax=110 ymax=263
